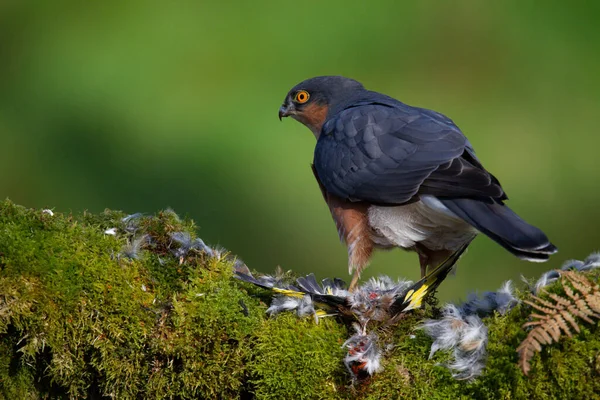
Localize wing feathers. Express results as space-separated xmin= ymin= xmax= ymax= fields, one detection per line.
xmin=441 ymin=199 xmax=557 ymax=261
xmin=315 ymin=101 xmax=504 ymax=205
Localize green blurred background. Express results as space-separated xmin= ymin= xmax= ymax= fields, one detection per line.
xmin=1 ymin=1 xmax=598 ymax=301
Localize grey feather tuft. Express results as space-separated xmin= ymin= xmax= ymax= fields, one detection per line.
xmin=530 ymin=252 xmax=600 ymax=294
xmin=460 ymin=281 xmax=519 ymax=316
xmin=266 ymin=294 xmax=324 ymax=323
xmin=169 ymin=232 xmax=213 ymax=259
xmin=235 ymin=248 xmax=600 ymax=383
xmin=348 ymin=276 xmax=414 ymax=324
xmin=582 ymin=252 xmax=600 ymax=270
xmin=449 ymin=315 xmax=488 ymax=380
xmin=343 ymin=331 xmax=382 ymax=378
xmin=121 ymin=213 xmax=144 ymax=234
xmin=421 ymin=306 xmax=487 ymax=380
xmin=421 ymin=280 xmax=516 ymax=380
xmin=421 ymin=305 xmax=465 ymax=359
xmin=532 ymin=270 xmax=561 ymax=294
xmin=121 ymin=234 xmax=149 ymax=260
xmin=494 ymin=281 xmax=520 ymax=314
xmin=362 ymin=275 xmax=413 ymax=293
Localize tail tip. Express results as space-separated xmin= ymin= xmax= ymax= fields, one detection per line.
xmin=516 ymin=242 xmax=558 ymax=263
xmin=545 ymin=243 xmax=558 ymax=254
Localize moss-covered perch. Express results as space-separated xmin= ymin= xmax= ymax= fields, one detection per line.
xmin=1 ymin=200 xmax=599 ymax=399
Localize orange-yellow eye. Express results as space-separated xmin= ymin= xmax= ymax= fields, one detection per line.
xmin=294 ymin=90 xmax=310 ymax=104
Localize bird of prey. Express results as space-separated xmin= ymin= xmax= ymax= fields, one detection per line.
xmin=278 ymin=76 xmax=557 ymax=291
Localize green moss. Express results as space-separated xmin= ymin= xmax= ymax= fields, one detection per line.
xmin=1 ymin=199 xmax=599 ymax=399
xmin=0 ymin=200 xmax=262 ymax=398
xmin=0 ymin=335 xmax=39 ymax=399
xmin=249 ymin=314 xmax=348 ymax=399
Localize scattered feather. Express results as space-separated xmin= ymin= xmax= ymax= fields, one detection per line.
xmin=530 ymin=254 xmax=600 ymax=294
xmin=266 ymin=294 xmax=323 ymax=323
xmin=104 ymin=228 xmax=117 ymax=236
xmin=231 ymin=257 xmax=247 ymax=272
xmin=42 ymin=209 xmax=54 ymax=216
xmin=348 ymin=276 xmax=413 ymax=324
xmin=122 ymin=213 xmax=143 ymax=234
xmin=235 ymin=248 xmax=599 ymax=383
xmin=343 ymin=331 xmax=382 ymax=379
xmin=121 ymin=235 xmax=149 ymax=260
xmin=122 ymin=213 xmax=143 ymax=223
xmin=421 ymin=307 xmax=488 ymax=380
xmin=580 ymin=253 xmax=600 ymax=271
xmin=420 ymin=279 xmax=516 ymax=380
xmin=494 ymin=281 xmax=520 ymax=314
xmin=421 ymin=305 xmax=466 ymax=359
xmin=451 ymin=315 xmax=488 ymax=380
xmin=531 ymin=270 xmax=561 ymax=294
xmin=235 ymin=267 xmax=296 ymax=291
xmin=169 ymin=231 xmax=213 ymax=261
xmin=460 ymin=281 xmax=519 ymax=316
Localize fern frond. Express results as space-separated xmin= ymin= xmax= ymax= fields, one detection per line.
xmin=517 ymin=271 xmax=600 ymax=375
xmin=560 ymin=310 xmax=580 ymax=333
xmin=524 ymin=296 xmax=559 ymax=313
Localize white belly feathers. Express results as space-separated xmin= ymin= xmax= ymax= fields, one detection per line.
xmin=367 ymin=195 xmax=477 ymax=251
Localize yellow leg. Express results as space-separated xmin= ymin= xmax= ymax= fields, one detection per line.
xmin=418 ymin=252 xmax=428 ymax=278
xmin=348 ymin=270 xmax=360 ymax=292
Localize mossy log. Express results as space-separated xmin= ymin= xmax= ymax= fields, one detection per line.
xmin=0 ymin=200 xmax=598 ymax=399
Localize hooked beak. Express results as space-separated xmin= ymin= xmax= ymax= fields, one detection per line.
xmin=278 ymin=104 xmax=291 ymax=121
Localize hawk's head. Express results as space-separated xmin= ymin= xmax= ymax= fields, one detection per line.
xmin=279 ymin=76 xmax=365 ymax=137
